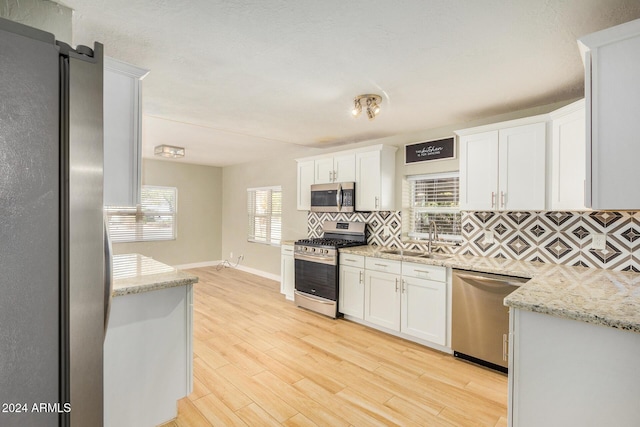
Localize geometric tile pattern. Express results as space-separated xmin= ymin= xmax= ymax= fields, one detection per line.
xmin=309 ymin=210 xmax=640 ymax=271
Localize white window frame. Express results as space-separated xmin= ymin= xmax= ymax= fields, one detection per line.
xmin=247 ymin=185 xmax=282 ymax=246
xmin=105 ymin=185 xmax=177 ymax=243
xmin=407 ymin=172 xmax=462 ymax=241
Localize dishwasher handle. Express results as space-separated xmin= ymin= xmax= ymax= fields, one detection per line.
xmin=455 ymin=272 xmax=526 ymax=288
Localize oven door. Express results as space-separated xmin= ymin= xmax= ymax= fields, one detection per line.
xmin=294 ymin=257 xmax=339 ymax=317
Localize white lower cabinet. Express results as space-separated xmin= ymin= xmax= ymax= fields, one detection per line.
xmin=358 ymin=257 xmax=448 ymax=347
xmin=339 ymin=254 xmax=365 ymax=318
xmin=280 ymin=245 xmax=295 ymax=301
xmin=401 ymin=262 xmax=447 ymax=345
xmin=365 ymin=269 xmax=401 ymax=331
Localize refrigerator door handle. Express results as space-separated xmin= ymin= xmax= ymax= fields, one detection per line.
xmin=104 ymin=215 xmax=113 ymax=338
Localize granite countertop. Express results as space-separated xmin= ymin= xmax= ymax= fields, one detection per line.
xmin=340 ymin=245 xmax=640 ymax=333
xmin=112 ymin=253 xmax=199 ymax=297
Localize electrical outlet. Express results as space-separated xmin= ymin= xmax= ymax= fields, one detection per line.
xmin=483 ymin=230 xmax=495 ymax=244
xmin=229 ymin=252 xmax=233 ymax=260
xmin=592 ymin=233 xmax=607 ymax=250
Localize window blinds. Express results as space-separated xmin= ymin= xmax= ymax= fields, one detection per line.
xmin=106 ymin=185 xmax=177 ymax=243
xmin=247 ymin=186 xmax=282 ymax=245
xmin=408 ymin=173 xmax=461 ymax=239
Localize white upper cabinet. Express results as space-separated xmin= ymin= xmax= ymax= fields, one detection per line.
xmin=296 ymin=160 xmax=314 ymax=210
xmin=549 ymin=99 xmax=586 ymax=210
xmin=314 ymin=153 xmax=356 ymax=184
xmin=457 ymin=118 xmax=546 ymax=211
xmin=103 ymin=57 xmax=149 ymax=207
xmin=355 ymin=145 xmax=397 ymax=211
xmin=459 ymin=130 xmax=499 ymax=210
xmin=296 ymin=144 xmax=396 ymax=211
xmin=498 ymin=123 xmax=546 ymax=210
xmin=579 ymin=19 xmax=640 ymax=210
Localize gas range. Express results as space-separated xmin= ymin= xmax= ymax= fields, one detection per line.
xmin=293 ymin=221 xmax=367 ymax=318
xmin=294 ymin=222 xmax=367 ymax=266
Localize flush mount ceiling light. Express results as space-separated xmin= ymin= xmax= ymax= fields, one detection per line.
xmin=351 ymin=94 xmax=382 ymax=120
xmin=154 ymin=144 xmax=185 ymax=159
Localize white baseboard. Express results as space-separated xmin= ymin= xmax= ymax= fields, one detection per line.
xmin=173 ymin=260 xmax=220 ymax=270
xmin=174 ymin=260 xmax=281 ymax=283
xmin=235 ymin=265 xmax=281 ymax=282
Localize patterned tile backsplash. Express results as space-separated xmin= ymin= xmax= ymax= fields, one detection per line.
xmin=307 ymin=210 xmax=640 ymax=272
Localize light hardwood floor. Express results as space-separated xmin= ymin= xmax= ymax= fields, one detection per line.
xmin=159 ymin=267 xmax=508 ymax=427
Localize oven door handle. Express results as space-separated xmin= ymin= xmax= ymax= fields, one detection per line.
xmin=294 ymin=252 xmax=336 ymax=265
xmin=336 ymin=183 xmax=342 ymax=211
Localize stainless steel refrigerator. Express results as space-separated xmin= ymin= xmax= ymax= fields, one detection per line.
xmin=0 ymin=17 xmax=110 ymax=427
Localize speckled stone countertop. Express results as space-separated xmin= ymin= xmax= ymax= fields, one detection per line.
xmin=112 ymin=253 xmax=199 ymax=297
xmin=340 ymin=245 xmax=640 ymax=333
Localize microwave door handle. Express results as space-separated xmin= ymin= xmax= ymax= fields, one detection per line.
xmin=336 ymin=184 xmax=342 ymax=211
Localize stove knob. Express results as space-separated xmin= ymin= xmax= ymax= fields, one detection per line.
xmin=324 ymin=249 xmax=329 ymax=254
xmin=312 ymin=248 xmax=317 ymax=253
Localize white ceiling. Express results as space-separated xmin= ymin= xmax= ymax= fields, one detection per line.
xmin=60 ymin=0 xmax=640 ymax=167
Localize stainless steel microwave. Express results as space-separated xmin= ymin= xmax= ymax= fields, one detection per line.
xmin=310 ymin=182 xmax=355 ymax=213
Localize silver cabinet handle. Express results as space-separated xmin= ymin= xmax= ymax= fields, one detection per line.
xmin=500 ymin=191 xmax=505 ymax=208
xmin=395 ymin=278 xmax=399 ymax=292
xmin=375 ymin=196 xmax=379 ymax=209
xmin=374 ymin=263 xmax=388 ymax=268
xmin=413 ymin=269 xmax=430 ymax=274
xmin=359 ymin=271 xmax=363 ymax=284
xmin=491 ymin=191 xmax=495 ymax=208
xmin=402 ymin=279 xmax=406 ymax=293
xmin=333 ymin=170 xmax=337 ymax=181
xmin=329 ymin=171 xmax=332 ymax=182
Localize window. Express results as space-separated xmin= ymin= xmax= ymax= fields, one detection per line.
xmin=247 ymin=186 xmax=282 ymax=245
xmin=407 ymin=172 xmax=461 ymax=240
xmin=106 ymin=185 xmax=177 ymax=243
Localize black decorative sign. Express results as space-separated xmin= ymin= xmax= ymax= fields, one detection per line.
xmin=405 ymin=137 xmax=455 ymax=164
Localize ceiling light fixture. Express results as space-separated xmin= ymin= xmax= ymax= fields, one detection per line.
xmin=154 ymin=144 xmax=185 ymax=159
xmin=352 ymin=94 xmax=382 ymax=120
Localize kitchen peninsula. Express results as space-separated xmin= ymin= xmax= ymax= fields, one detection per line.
xmin=104 ymin=254 xmax=198 ymax=427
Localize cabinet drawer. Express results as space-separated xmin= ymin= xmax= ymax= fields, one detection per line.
xmin=402 ymin=262 xmax=447 ymax=282
xmin=340 ymin=253 xmax=365 ymax=268
xmin=365 ymin=257 xmax=402 ymax=275
xmin=281 ymin=245 xmax=294 ymax=256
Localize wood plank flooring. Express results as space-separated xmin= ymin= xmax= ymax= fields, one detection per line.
xmin=159 ymin=267 xmax=507 ymax=427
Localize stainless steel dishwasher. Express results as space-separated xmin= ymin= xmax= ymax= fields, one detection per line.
xmin=452 ymin=269 xmax=529 ymax=372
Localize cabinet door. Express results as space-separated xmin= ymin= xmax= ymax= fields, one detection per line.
xmin=498 ymin=123 xmax=546 ymax=210
xmin=103 ymin=58 xmax=148 ymax=207
xmin=551 ymin=104 xmax=586 ymax=210
xmin=297 ymin=160 xmax=315 ymax=210
xmin=339 ymin=265 xmax=364 ymax=318
xmin=364 ymin=270 xmax=400 ymax=331
xmin=333 ymin=153 xmax=356 ymax=182
xmin=583 ymin=25 xmax=640 ymax=209
xmin=314 ymin=157 xmax=335 ymax=184
xmin=104 ymin=68 xmax=139 ymax=206
xmin=280 ymin=246 xmax=295 ymax=301
xmin=459 ymin=131 xmax=499 ymax=210
xmin=401 ymin=276 xmax=446 ymax=345
xmin=355 ymin=150 xmax=381 ymax=211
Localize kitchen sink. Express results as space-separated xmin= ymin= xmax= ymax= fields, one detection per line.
xmin=380 ymin=249 xmax=452 ymax=260
xmin=380 ymin=249 xmax=424 ymax=257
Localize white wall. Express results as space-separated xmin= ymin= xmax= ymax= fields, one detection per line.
xmin=221 ymin=156 xmax=308 ymax=276
xmin=114 ymin=159 xmax=223 ymax=266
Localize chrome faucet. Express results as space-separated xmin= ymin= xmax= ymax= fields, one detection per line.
xmin=428 ymin=220 xmax=439 ymax=253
